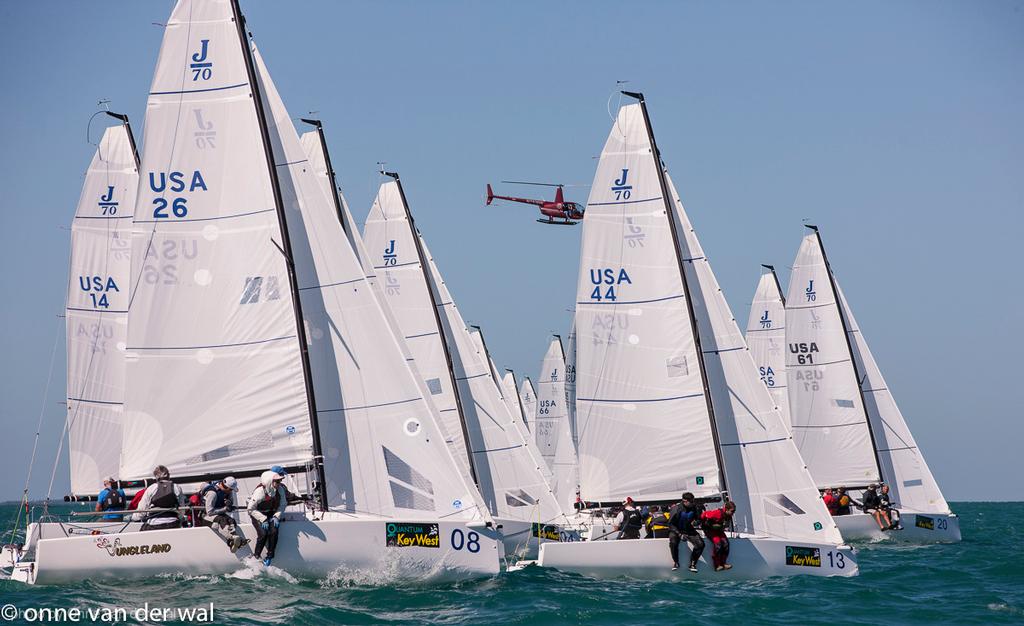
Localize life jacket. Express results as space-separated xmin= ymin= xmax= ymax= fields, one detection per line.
xmin=619 ymin=507 xmax=643 ymax=536
xmin=701 ymin=508 xmax=730 ymax=537
xmin=101 ymin=488 xmax=125 ymax=511
xmin=647 ymin=512 xmax=670 ymax=531
xmin=861 ymin=489 xmax=880 ymax=510
xmin=823 ymin=492 xmax=838 ymax=515
xmin=148 ymin=480 xmax=179 ymax=520
xmin=253 ymin=484 xmax=282 ymax=516
xmin=199 ymin=482 xmax=227 ymax=511
xmin=671 ymin=502 xmax=704 ymax=535
xmin=836 ymin=495 xmax=852 ymax=516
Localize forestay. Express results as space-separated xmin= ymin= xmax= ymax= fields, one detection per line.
xmin=253 ymin=46 xmax=481 ymax=519
xmin=667 ymin=175 xmax=840 ymax=543
xmin=745 ymin=270 xmax=792 ymax=430
xmin=785 ymin=233 xmax=880 ymax=488
xmin=837 ymin=285 xmax=950 ymax=514
xmin=519 ymin=377 xmax=537 ymax=433
xmin=574 ymin=103 xmax=720 ymax=503
xmin=66 ymin=123 xmax=138 ymax=494
xmin=121 ymin=0 xmax=313 ymax=480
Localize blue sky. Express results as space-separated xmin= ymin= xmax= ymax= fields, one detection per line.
xmin=0 ymin=1 xmax=1020 ymax=502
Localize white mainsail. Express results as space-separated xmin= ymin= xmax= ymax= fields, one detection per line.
xmin=535 ymin=337 xmax=568 ymax=471
xmin=667 ymin=175 xmax=841 ymax=544
xmin=838 ymin=286 xmax=950 ymax=514
xmin=121 ymin=0 xmax=314 ymax=480
xmin=66 ymin=121 xmax=138 ymax=495
xmin=574 ymin=103 xmax=721 ymax=503
xmin=519 ymin=377 xmax=537 ymax=433
xmin=785 ymin=232 xmax=880 ymax=488
xmin=252 ymin=46 xmax=481 ymax=518
xmin=745 ymin=268 xmax=792 ymax=430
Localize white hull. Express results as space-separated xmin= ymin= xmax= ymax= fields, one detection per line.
xmin=496 ymin=518 xmax=584 ymax=559
xmin=536 ymin=534 xmax=858 ymax=579
xmin=7 ymin=513 xmax=500 ymax=585
xmin=834 ymin=511 xmax=961 ymax=543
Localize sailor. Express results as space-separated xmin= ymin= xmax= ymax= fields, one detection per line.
xmin=269 ymin=465 xmax=302 ymax=505
xmin=879 ymin=484 xmax=902 ymax=530
xmin=644 ymin=505 xmax=671 ymax=539
xmin=862 ymin=483 xmax=893 ymax=530
xmin=96 ymin=477 xmax=126 ymax=521
xmin=614 ymin=497 xmax=643 ymax=540
xmin=822 ymin=489 xmax=839 ymax=516
xmin=132 ymin=465 xmax=184 ymax=530
xmin=701 ymin=501 xmax=736 ymax=572
xmin=668 ymin=492 xmax=705 ymax=572
xmin=199 ymin=476 xmax=247 ymax=552
xmin=835 ymin=488 xmax=853 ymax=516
xmin=247 ymin=470 xmax=288 ymax=566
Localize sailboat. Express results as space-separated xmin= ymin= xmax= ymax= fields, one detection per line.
xmin=519 ymin=377 xmax=538 ymax=433
xmin=782 ymin=226 xmax=960 ymax=542
xmin=362 ymin=177 xmax=577 ymax=556
xmin=536 ymin=336 xmax=580 ymax=511
xmin=745 ymin=265 xmax=792 ymax=430
xmin=7 ymin=0 xmax=500 ymax=585
xmin=535 ymin=94 xmax=856 ymax=579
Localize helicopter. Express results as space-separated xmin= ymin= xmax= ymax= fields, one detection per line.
xmin=486 ymin=181 xmax=585 ymax=225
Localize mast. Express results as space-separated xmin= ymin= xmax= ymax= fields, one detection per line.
xmin=622 ymin=91 xmax=729 ymax=495
xmin=104 ymin=111 xmax=140 ymax=167
xmin=762 ymin=263 xmax=786 ymax=306
xmin=806 ymin=224 xmax=884 ymax=483
xmin=384 ymin=171 xmax=479 ymax=486
xmin=299 ymin=118 xmax=347 ymax=232
xmin=232 ymin=0 xmax=328 ymax=509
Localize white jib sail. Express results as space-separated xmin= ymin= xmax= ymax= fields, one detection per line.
xmin=501 ymin=371 xmax=524 ymax=425
xmin=535 ymin=337 xmax=568 ymax=470
xmin=575 ymin=103 xmax=720 ymax=503
xmin=745 ymin=270 xmax=792 ymax=430
xmin=253 ymin=46 xmax=481 ymax=519
xmin=837 ymin=285 xmax=950 ymax=514
xmin=785 ymin=233 xmax=880 ymax=488
xmin=422 ymin=238 xmax=566 ymax=525
xmin=66 ymin=123 xmax=138 ymax=494
xmin=121 ymin=0 xmax=314 ymax=480
xmin=519 ymin=377 xmax=537 ymax=433
xmin=667 ymin=174 xmax=841 ymax=544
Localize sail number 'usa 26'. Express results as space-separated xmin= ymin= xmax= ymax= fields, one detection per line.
xmin=148 ymin=170 xmax=208 ymax=219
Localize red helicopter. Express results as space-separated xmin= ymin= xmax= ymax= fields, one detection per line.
xmin=486 ymin=181 xmax=585 ymax=225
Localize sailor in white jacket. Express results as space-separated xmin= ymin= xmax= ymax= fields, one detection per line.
xmin=246 ymin=470 xmax=288 ymax=566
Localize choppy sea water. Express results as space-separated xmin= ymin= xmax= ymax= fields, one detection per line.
xmin=1 ymin=502 xmax=1021 ymax=625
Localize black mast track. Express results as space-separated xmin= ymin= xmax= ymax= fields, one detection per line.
xmin=300 ymin=118 xmax=348 ymax=232
xmin=105 ymin=111 xmax=140 ymax=168
xmin=383 ymin=171 xmax=479 ymax=487
xmin=622 ymin=91 xmax=729 ymax=497
xmin=232 ymin=0 xmax=328 ymax=510
xmin=806 ymin=225 xmax=884 ymax=485
xmin=761 ymin=263 xmax=786 ymax=307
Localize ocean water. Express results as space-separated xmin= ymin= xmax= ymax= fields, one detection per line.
xmin=1 ymin=502 xmax=1021 ymax=625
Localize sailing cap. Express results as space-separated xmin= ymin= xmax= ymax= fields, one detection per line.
xmin=222 ymin=476 xmax=238 ymax=491
xmin=623 ymin=497 xmax=634 ymax=505
xmin=270 ymin=465 xmax=288 ymax=477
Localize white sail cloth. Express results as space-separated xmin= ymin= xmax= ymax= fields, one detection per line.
xmin=785 ymin=234 xmax=880 ymax=488
xmin=500 ymin=371 xmax=527 ymax=429
xmin=535 ymin=337 xmax=568 ymax=471
xmin=66 ymin=124 xmax=138 ymax=494
xmin=253 ymin=47 xmax=481 ymax=519
xmin=837 ymin=285 xmax=950 ymax=514
xmin=121 ymin=0 xmax=312 ymax=480
xmin=745 ymin=271 xmax=792 ymax=430
xmin=519 ymin=377 xmax=537 ymax=433
xmin=574 ymin=103 xmax=720 ymax=503
xmin=565 ymin=319 xmax=578 ymax=449
xmin=667 ymin=175 xmax=841 ymax=544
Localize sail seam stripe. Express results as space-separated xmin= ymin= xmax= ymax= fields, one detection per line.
xmin=66 ymin=307 xmax=128 ymax=314
xmin=149 ymin=82 xmax=248 ymax=96
xmin=720 ymin=436 xmax=789 ymax=447
xmin=792 ymin=423 xmax=868 ymax=429
xmin=786 ymin=358 xmax=850 ymax=367
xmin=787 ymin=302 xmax=835 ymax=310
xmin=127 ymin=335 xmax=295 ymax=350
xmin=576 ymin=293 xmax=685 ymax=306
xmin=67 ymin=397 xmax=123 ymax=406
xmin=455 ymin=373 xmax=489 ymax=381
xmin=472 ymin=444 xmax=523 ymax=453
xmin=877 ymin=446 xmax=917 ymax=452
xmin=73 ymin=215 xmax=136 ymax=220
xmin=373 ymin=261 xmax=418 ymax=270
xmin=745 ymin=327 xmax=784 ymax=333
xmin=404 ymin=331 xmax=440 ymax=339
xmin=703 ymin=346 xmax=745 ymax=354
xmin=578 ymin=392 xmax=703 ymax=404
xmin=134 ymin=208 xmax=274 ymax=224
xmin=588 ymin=196 xmax=663 ymax=206
xmin=317 ymin=397 xmax=420 ymax=413
xmin=863 ymin=387 xmax=889 ymax=392
xmin=297 ymin=277 xmax=362 ymax=291
xmin=275 ymin=159 xmax=309 ymax=167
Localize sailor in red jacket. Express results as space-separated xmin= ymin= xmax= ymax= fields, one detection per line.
xmin=701 ymin=501 xmax=736 ymax=571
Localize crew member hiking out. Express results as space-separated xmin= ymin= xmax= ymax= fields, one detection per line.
xmin=197 ymin=476 xmax=248 ymax=552
xmin=96 ymin=477 xmax=126 ymax=521
xmin=861 ymin=483 xmax=897 ymax=531
xmin=248 ymin=470 xmax=287 ymax=566
xmin=668 ymin=492 xmax=705 ymax=572
xmin=645 ymin=505 xmax=671 ymax=539
xmin=132 ymin=465 xmax=184 ymax=530
xmin=615 ymin=497 xmax=643 ymax=539
xmin=878 ymin=484 xmax=902 ymax=530
xmin=701 ymin=501 xmax=736 ymax=572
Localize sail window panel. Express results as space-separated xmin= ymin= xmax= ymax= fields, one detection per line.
xmin=389 ymin=481 xmax=436 ymax=512
xmin=505 ymin=489 xmax=538 ymax=507
xmin=383 ymin=447 xmax=435 ymax=496
xmin=185 ymin=430 xmax=274 ymax=466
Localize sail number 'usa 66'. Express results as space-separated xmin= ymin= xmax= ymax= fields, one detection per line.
xmin=148 ymin=170 xmax=208 ymax=219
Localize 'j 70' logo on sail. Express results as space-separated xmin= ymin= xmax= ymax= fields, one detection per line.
xmin=611 ymin=169 xmax=632 ymax=201
xmin=760 ymin=310 xmax=771 ymax=329
xmin=805 ymin=280 xmax=816 ymax=302
xmin=98 ymin=185 xmax=118 ymax=216
xmin=193 ymin=109 xmax=216 ymax=149
xmin=382 ymin=240 xmax=397 ymax=266
xmin=190 ymin=39 xmax=212 ymax=81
